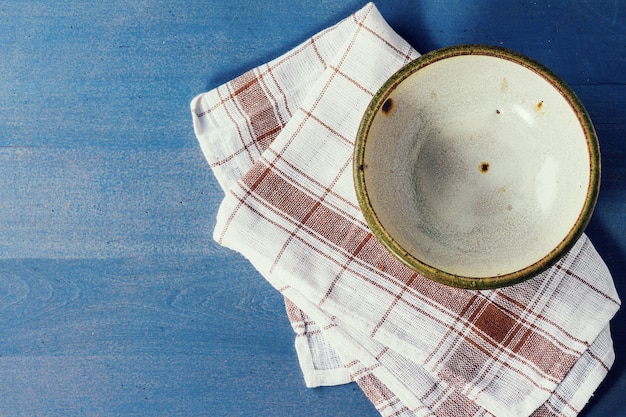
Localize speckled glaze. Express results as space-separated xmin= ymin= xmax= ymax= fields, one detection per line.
xmin=354 ymin=45 xmax=600 ymax=289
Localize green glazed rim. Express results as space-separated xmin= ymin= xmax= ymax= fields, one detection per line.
xmin=353 ymin=44 xmax=600 ymax=289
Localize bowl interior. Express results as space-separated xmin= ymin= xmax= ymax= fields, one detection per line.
xmin=356 ymin=46 xmax=598 ymax=287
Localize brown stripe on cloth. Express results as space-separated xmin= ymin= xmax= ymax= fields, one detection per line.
xmin=229 ymin=71 xmax=286 ymax=153
xmin=235 ymin=159 xmax=583 ymax=385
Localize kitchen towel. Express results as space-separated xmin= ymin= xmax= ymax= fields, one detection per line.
xmin=191 ymin=3 xmax=620 ymax=416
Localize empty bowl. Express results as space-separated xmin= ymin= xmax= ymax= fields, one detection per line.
xmin=354 ymin=44 xmax=600 ymax=289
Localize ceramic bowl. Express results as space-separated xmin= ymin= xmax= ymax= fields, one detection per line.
xmin=354 ymin=45 xmax=600 ymax=289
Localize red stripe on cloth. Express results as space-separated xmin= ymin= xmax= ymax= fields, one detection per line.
xmin=353 ymin=12 xmax=416 ymax=64
xmin=354 ymin=373 xmax=398 ymax=408
xmin=215 ymin=87 xmax=257 ymax=165
xmin=237 ymin=162 xmax=580 ymax=383
xmin=513 ymin=329 xmax=578 ymax=377
xmin=230 ymin=71 xmax=285 ymax=153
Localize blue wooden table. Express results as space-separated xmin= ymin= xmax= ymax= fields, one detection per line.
xmin=1 ymin=1 xmax=624 ymax=415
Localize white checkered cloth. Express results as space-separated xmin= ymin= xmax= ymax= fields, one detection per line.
xmin=191 ymin=4 xmax=620 ymax=416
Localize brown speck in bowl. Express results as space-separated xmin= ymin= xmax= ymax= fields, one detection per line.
xmin=382 ymin=98 xmax=395 ymax=115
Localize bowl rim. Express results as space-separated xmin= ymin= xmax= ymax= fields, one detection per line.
xmin=353 ymin=44 xmax=600 ymax=289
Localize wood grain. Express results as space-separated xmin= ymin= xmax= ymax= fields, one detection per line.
xmin=1 ymin=0 xmax=624 ymax=415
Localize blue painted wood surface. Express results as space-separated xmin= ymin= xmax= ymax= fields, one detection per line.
xmin=1 ymin=1 xmax=624 ymax=415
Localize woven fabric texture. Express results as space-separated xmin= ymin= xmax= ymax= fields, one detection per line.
xmin=191 ymin=4 xmax=620 ymax=416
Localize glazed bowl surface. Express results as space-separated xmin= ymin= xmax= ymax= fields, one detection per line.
xmin=354 ymin=45 xmax=600 ymax=289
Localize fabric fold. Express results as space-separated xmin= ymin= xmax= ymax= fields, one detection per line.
xmin=191 ymin=3 xmax=619 ymax=416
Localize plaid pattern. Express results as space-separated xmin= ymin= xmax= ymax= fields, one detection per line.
xmin=191 ymin=4 xmax=620 ymax=416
